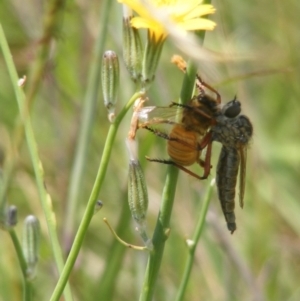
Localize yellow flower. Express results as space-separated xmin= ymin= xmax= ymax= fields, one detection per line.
xmin=118 ymin=0 xmax=216 ymax=41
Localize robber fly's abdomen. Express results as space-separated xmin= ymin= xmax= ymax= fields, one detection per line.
xmin=216 ymin=146 xmax=240 ymax=233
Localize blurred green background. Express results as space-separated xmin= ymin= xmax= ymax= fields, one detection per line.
xmin=0 ymin=0 xmax=300 ymax=300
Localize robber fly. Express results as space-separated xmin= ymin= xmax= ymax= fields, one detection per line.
xmin=211 ymin=100 xmax=253 ymax=233
xmin=138 ymin=75 xmax=220 ymax=179
xmin=137 ymin=77 xmax=253 ymax=233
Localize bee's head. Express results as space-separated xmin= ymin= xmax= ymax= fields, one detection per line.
xmin=197 ymin=93 xmax=219 ymax=112
xmin=222 ymin=96 xmax=241 ymax=118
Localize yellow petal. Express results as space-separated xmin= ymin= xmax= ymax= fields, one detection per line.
xmin=118 ymin=0 xmax=151 ymax=19
xmin=118 ymin=0 xmax=216 ymax=38
xmin=131 ymin=16 xmax=158 ymax=30
xmin=168 ymin=2 xmax=203 ymax=19
xmin=182 ymin=4 xmax=216 ymax=20
xmin=131 ymin=17 xmax=167 ymax=40
xmin=180 ymin=18 xmax=216 ymax=31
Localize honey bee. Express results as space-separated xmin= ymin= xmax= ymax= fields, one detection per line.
xmin=212 ymin=100 xmax=253 ymax=233
xmin=138 ymin=75 xmax=220 ymax=179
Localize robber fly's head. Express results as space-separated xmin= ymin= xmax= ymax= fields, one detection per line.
xmin=222 ymin=96 xmax=241 ymax=118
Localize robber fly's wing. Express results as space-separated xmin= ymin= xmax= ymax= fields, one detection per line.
xmin=238 ymin=145 xmax=247 ymax=208
xmin=137 ymin=106 xmax=183 ymax=127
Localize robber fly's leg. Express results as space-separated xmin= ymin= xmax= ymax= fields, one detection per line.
xmin=195 ymin=131 xmax=213 ymax=178
xmin=196 ymin=74 xmax=221 ymax=104
xmin=145 ymin=157 xmax=208 ymax=180
xmin=197 ymin=140 xmax=213 ymax=179
xmin=197 ymin=131 xmax=212 ymax=150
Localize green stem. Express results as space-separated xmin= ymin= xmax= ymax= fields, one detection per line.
xmin=49 ymin=91 xmax=143 ymax=301
xmin=139 ymin=61 xmax=197 ymax=301
xmin=0 ymin=0 xmax=66 ymax=212
xmin=175 ymin=179 xmax=215 ymax=301
xmin=9 ymin=229 xmax=32 ymax=301
xmin=139 ymin=167 xmax=178 ymax=301
xmin=63 ymin=0 xmax=113 ymax=252
xmin=0 ymin=24 xmax=73 ymax=301
xmin=180 ymin=62 xmax=198 ymax=103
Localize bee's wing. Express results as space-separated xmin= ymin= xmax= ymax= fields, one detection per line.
xmin=238 ymin=145 xmax=247 ymax=208
xmin=137 ymin=105 xmax=182 ymax=127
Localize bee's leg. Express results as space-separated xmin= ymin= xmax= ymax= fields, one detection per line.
xmin=170 ymin=101 xmax=213 ymax=120
xmin=196 ymin=75 xmax=221 ymax=104
xmin=143 ymin=126 xmax=195 ymax=148
xmin=145 ymin=157 xmax=208 ymax=180
xmin=169 ymin=102 xmax=192 ymax=109
xmin=142 ymin=126 xmax=172 ymax=141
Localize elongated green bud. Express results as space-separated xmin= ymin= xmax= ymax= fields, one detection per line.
xmin=101 ymin=50 xmax=120 ymax=122
xmin=141 ymin=31 xmax=165 ymax=89
xmin=22 ymin=215 xmax=40 ymax=279
xmin=122 ymin=5 xmax=143 ymax=83
xmin=127 ymin=139 xmax=148 ymax=220
xmin=128 ymin=160 xmax=148 ymax=222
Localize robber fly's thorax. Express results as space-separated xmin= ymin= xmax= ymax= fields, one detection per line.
xmin=212 ymin=99 xmax=253 ymax=148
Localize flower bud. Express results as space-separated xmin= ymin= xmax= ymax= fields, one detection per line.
xmin=128 ymin=160 xmax=148 ymax=220
xmin=22 ymin=215 xmax=40 ymax=279
xmin=122 ymin=5 xmax=143 ymax=83
xmin=6 ymin=205 xmax=18 ymax=228
xmin=101 ymin=50 xmax=120 ymax=122
xmin=141 ymin=32 xmax=165 ymax=89
xmin=127 ymin=139 xmax=148 ymax=228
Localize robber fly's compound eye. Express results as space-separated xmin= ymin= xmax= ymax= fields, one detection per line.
xmin=222 ymin=98 xmax=241 ymax=118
